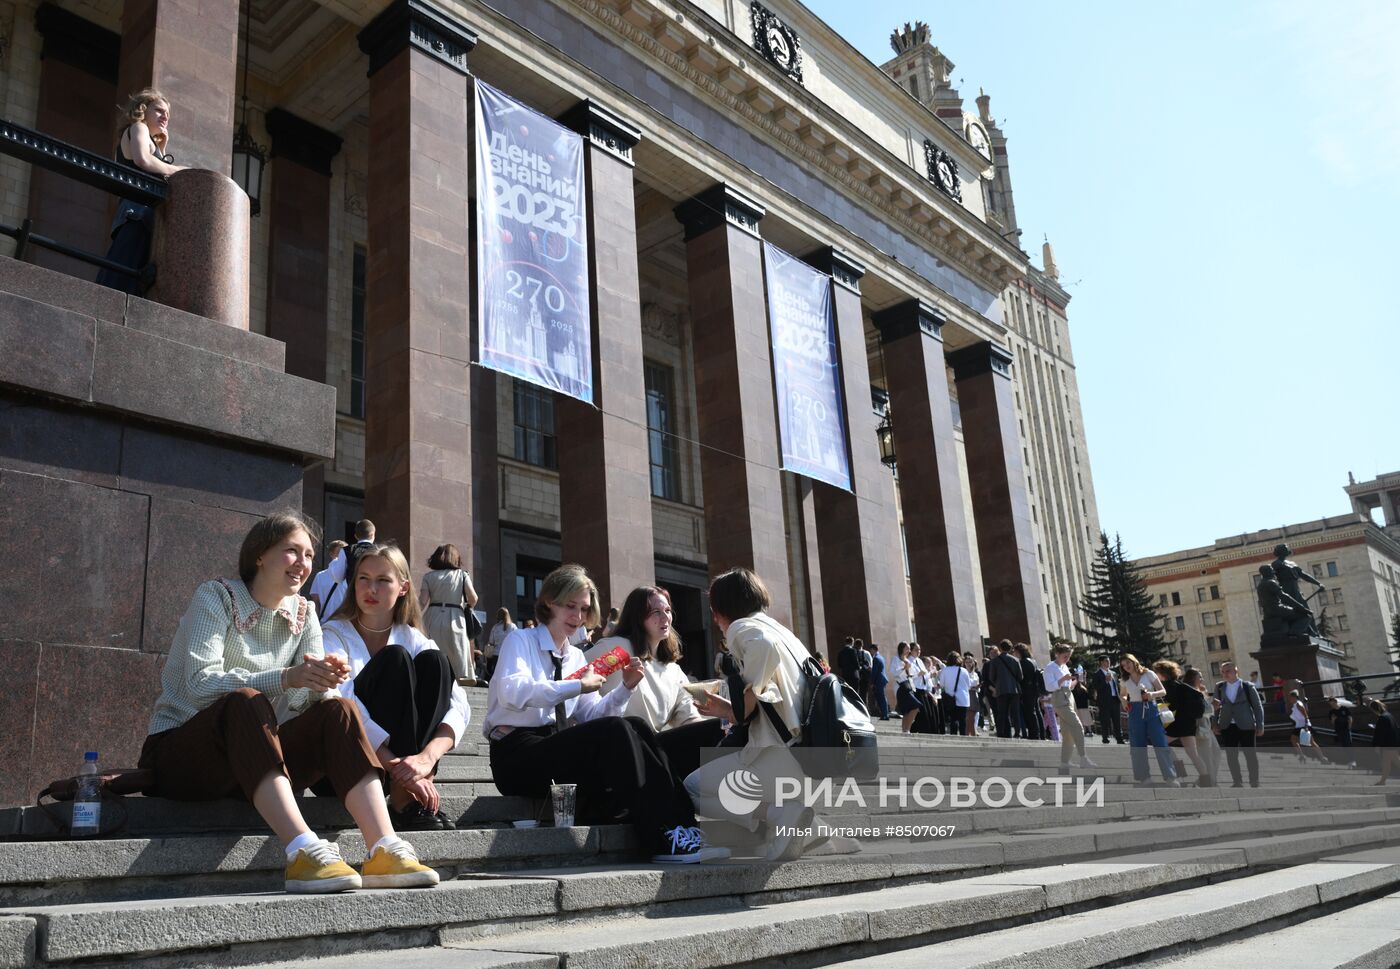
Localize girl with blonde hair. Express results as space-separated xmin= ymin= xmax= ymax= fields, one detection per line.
xmin=323 ymin=544 xmax=472 ymax=832
xmin=481 ymin=565 xmax=725 ymax=864
xmin=97 ymin=88 xmax=185 ymax=293
xmin=1120 ymin=653 xmax=1180 ymax=786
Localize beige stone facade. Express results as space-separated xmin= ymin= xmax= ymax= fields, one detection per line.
xmin=1136 ymin=480 xmax=1400 ymax=683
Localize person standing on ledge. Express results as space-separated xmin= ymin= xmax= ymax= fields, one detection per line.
xmin=138 ymin=512 xmax=438 ymax=893
xmin=96 ymin=89 xmax=185 ymax=293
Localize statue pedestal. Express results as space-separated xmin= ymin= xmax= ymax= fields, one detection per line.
xmin=1251 ymin=635 xmax=1347 ymax=741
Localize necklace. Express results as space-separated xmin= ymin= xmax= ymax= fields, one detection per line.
xmin=356 ymin=617 xmax=392 ymax=634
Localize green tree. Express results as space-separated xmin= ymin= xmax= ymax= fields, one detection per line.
xmin=1075 ymin=532 xmax=1173 ymax=664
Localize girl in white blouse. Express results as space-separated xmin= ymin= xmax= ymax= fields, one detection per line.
xmin=322 ymin=544 xmax=473 ymax=832
xmin=892 ymin=643 xmax=921 ymax=734
xmin=1120 ymin=653 xmax=1180 ymax=786
xmin=482 ymin=565 xmax=727 ymax=864
xmin=585 ymin=586 xmax=723 ymax=779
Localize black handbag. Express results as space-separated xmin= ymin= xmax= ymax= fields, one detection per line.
xmin=464 ymin=606 xmax=483 ymax=640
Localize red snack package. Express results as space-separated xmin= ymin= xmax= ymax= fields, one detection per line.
xmin=565 ymin=645 xmax=631 ymax=680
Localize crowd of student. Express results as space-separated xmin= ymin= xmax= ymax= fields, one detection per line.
xmin=138 ymin=510 xmax=1400 ymax=897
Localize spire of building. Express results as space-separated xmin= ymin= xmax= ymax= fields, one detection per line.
xmin=1042 ymin=237 xmax=1059 ymax=279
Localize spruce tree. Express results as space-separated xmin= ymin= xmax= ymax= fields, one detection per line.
xmin=1075 ymin=532 xmax=1173 ymax=663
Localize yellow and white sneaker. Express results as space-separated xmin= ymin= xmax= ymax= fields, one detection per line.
xmin=285 ymin=839 xmax=361 ymax=893
xmin=361 ymin=838 xmax=439 ymax=889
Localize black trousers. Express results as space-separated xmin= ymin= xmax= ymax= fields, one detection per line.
xmin=941 ymin=697 xmax=966 ymax=735
xmin=1220 ymin=724 xmax=1260 ymax=786
xmin=995 ymin=694 xmax=1024 ymax=738
xmin=354 ymin=645 xmax=453 ymax=759
xmin=1098 ymin=698 xmax=1124 ymax=742
xmin=655 ymin=718 xmax=726 ymax=781
xmin=489 ymin=716 xmax=695 ymax=852
xmin=1021 ymin=694 xmax=1044 ymax=739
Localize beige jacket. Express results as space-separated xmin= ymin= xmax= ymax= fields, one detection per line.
xmin=726 ymin=612 xmax=808 ymax=753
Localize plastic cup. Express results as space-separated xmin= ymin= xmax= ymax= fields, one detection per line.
xmin=550 ymin=782 xmax=577 ymax=828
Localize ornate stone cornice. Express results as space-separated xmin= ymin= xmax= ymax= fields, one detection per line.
xmin=357 ymin=0 xmax=477 ymax=78
xmin=673 ymin=183 xmax=765 ymax=241
xmin=873 ymin=299 xmax=946 ymax=345
xmin=804 ymin=245 xmax=866 ymax=295
xmin=266 ymin=109 xmax=343 ymax=177
xmin=34 ymin=3 xmax=118 ymax=83
xmin=564 ymin=0 xmax=1022 ymax=294
xmin=947 ymin=340 xmax=1014 ymax=380
xmin=561 ymin=99 xmax=642 ymax=167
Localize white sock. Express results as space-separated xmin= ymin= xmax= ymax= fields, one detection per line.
xmin=285 ymin=830 xmax=320 ymax=861
xmin=371 ymin=834 xmax=408 ymax=855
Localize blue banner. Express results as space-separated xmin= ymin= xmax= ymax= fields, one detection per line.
xmin=475 ymin=82 xmax=593 ymax=403
xmin=763 ymin=243 xmax=851 ymax=491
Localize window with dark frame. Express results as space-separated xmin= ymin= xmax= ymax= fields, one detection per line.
xmin=644 ymin=361 xmax=680 ymax=501
xmin=513 ymin=381 xmax=558 ymax=469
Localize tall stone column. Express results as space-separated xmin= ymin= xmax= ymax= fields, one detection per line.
xmin=556 ymin=101 xmax=654 ymax=613
xmin=30 ymin=5 xmax=120 ymax=278
xmin=117 ymin=0 xmax=239 ymax=174
xmin=948 ymin=340 xmax=1048 ymax=656
xmin=873 ymin=300 xmax=981 ymax=655
xmin=674 ymin=185 xmax=793 ymax=625
xmin=264 ymin=108 xmax=341 ymax=528
xmin=357 ymin=1 xmax=476 ymax=571
xmin=803 ymin=247 xmax=903 ymax=655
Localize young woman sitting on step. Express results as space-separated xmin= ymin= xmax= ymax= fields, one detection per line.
xmin=138 ymin=512 xmax=438 ymax=894
xmin=321 ymin=543 xmax=473 ymax=832
xmin=584 ymin=585 xmax=725 ymax=779
xmin=482 ymin=564 xmax=728 ymax=864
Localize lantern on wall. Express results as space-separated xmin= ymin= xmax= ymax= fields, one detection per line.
xmin=231 ymin=0 xmax=266 ymax=215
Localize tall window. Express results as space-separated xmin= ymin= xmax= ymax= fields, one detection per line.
xmin=513 ymin=381 xmax=557 ymax=469
xmin=644 ymin=361 xmax=680 ymax=500
xmin=349 ymin=246 xmax=367 ymax=419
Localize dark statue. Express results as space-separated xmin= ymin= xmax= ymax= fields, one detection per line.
xmin=1270 ymin=543 xmax=1326 ymax=634
xmin=1256 ymin=563 xmax=1315 ymax=638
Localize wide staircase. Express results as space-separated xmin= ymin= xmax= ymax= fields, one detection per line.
xmin=3 ymin=687 xmax=1400 ymax=969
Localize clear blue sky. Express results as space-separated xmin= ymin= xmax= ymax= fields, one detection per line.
xmin=808 ymin=0 xmax=1398 ymax=558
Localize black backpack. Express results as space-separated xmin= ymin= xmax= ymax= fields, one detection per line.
xmin=760 ymin=642 xmax=879 ymax=780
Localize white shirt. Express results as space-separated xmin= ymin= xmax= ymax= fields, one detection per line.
xmin=321 ymin=620 xmax=471 ymax=753
xmin=725 ymin=612 xmax=809 ymax=754
xmin=938 ymin=664 xmax=970 ymax=706
xmin=1223 ymin=681 xmax=1241 ymax=704
xmin=911 ymin=660 xmax=932 ymax=692
xmin=1124 ymin=669 xmax=1164 ymax=704
xmin=896 ymin=655 xmax=918 ymax=686
xmin=1043 ymin=661 xmax=1073 ymax=694
xmin=1290 ymin=701 xmax=1309 ymax=728
xmin=585 ymin=636 xmax=705 ymax=732
xmin=481 ymin=624 xmax=633 ymax=737
xmin=568 ymin=625 xmax=591 ymax=647
xmin=310 ymin=550 xmax=347 ymax=620
xmin=485 ymin=621 xmax=516 ymax=657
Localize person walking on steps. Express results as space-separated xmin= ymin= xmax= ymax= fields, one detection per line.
xmin=1213 ymin=662 xmax=1265 ymax=788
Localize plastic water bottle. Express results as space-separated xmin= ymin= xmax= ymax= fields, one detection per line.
xmin=71 ymin=751 xmax=101 ymax=838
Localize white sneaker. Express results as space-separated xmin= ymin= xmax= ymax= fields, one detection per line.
xmin=1163 ymin=778 xmax=1182 ymax=788
xmin=1075 ymin=755 xmax=1098 ymax=768
xmin=652 ymin=826 xmax=730 ymax=864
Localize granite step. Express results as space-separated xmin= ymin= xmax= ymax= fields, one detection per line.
xmin=1146 ymin=886 xmax=1400 ymax=967
xmin=3 ymin=819 xmax=1397 ymax=968
xmin=442 ymin=851 xmax=1400 ymax=969
xmin=0 ymin=824 xmax=639 ymax=906
xmin=823 ymin=848 xmax=1400 ymax=969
